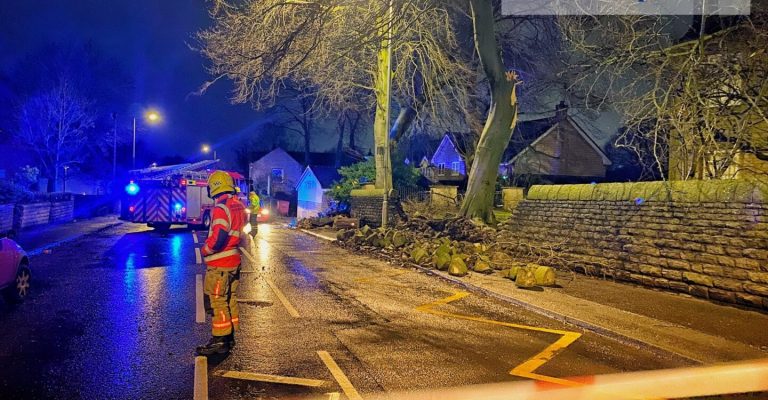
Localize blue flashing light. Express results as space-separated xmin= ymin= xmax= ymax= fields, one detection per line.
xmin=634 ymin=197 xmax=645 ymax=205
xmin=174 ymin=203 xmax=183 ymax=211
xmin=125 ymin=182 xmax=140 ymax=196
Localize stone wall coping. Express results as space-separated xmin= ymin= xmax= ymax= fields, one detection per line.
xmin=350 ymin=188 xmax=386 ymax=197
xmin=528 ymin=180 xmax=768 ymax=204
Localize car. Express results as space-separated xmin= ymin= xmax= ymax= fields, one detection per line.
xmin=256 ymin=207 xmax=271 ymax=223
xmin=0 ymin=231 xmax=30 ymax=303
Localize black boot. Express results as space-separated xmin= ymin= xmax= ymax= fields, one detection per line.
xmin=226 ymin=332 xmax=236 ymax=349
xmin=196 ymin=336 xmax=231 ymax=356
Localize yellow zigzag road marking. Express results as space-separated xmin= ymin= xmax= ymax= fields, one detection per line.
xmin=415 ymin=291 xmax=583 ymax=387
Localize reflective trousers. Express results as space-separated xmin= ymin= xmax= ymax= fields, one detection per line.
xmin=203 ymin=266 xmax=240 ymax=336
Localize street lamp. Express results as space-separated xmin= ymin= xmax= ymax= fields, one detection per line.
xmin=201 ymin=144 xmax=217 ymax=160
xmin=133 ymin=109 xmax=162 ymax=169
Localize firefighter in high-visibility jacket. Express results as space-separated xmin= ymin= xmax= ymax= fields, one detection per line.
xmin=248 ymin=191 xmax=260 ymax=238
xmin=197 ymin=171 xmax=247 ymax=356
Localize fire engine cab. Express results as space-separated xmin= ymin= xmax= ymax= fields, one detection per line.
xmin=120 ymin=160 xmax=247 ymax=230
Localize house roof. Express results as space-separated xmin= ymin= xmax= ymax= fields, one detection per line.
xmin=252 ymin=147 xmax=364 ymax=168
xmin=502 ymin=114 xmax=612 ymax=166
xmin=429 ymin=134 xmax=462 ymax=165
xmin=296 ymin=166 xmax=342 ymax=190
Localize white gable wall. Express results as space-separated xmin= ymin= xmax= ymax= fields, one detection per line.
xmin=296 ymin=169 xmax=326 ymax=219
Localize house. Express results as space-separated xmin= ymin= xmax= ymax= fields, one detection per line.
xmin=500 ymin=102 xmax=612 ymax=183
xmin=249 ymin=147 xmax=366 ymax=197
xmin=423 ymin=134 xmax=467 ymax=184
xmin=296 ymin=166 xmax=341 ymax=219
xmin=664 ymin=31 xmax=768 ymax=182
xmin=248 ymin=148 xmax=305 ymax=197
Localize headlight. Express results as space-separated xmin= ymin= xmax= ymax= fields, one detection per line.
xmin=261 ymin=209 xmax=270 ymax=216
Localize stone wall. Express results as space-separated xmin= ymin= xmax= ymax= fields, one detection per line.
xmin=50 ymin=199 xmax=75 ymax=223
xmin=0 ymin=204 xmax=13 ymax=232
xmin=502 ymin=180 xmax=768 ymax=310
xmin=350 ymin=188 xmax=400 ymax=228
xmin=9 ymin=199 xmax=75 ymax=230
xmin=14 ymin=203 xmax=51 ymax=230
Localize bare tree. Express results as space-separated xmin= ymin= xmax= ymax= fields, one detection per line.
xmin=559 ymin=6 xmax=768 ymax=183
xmin=16 ymin=78 xmax=96 ymax=192
xmin=455 ymin=0 xmax=522 ymax=223
xmin=272 ymin=86 xmax=320 ymax=166
xmin=198 ymin=0 xmax=473 ymax=190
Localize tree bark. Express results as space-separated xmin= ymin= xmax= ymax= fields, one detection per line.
xmin=335 ymin=113 xmax=346 ymax=169
xmin=460 ymin=0 xmax=519 ymax=224
xmin=390 ymin=104 xmax=417 ymax=145
xmin=347 ymin=111 xmax=360 ymax=151
xmin=372 ymin=14 xmax=393 ymax=191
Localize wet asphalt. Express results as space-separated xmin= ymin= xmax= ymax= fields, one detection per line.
xmin=0 ymin=221 xmax=690 ymax=399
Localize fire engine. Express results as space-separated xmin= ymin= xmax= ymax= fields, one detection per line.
xmin=120 ymin=160 xmax=248 ymax=230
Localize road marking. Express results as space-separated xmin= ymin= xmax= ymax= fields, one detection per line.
xmin=193 ymin=356 xmax=208 ymax=400
xmin=193 ymin=231 xmax=199 ymax=244
xmin=326 ymin=393 xmax=341 ymax=400
xmin=215 ymin=370 xmax=328 ymax=387
xmin=195 ymin=248 xmax=202 ymax=265
xmin=239 ymin=245 xmax=257 ymax=265
xmin=266 ymin=278 xmax=300 ymax=318
xmin=317 ymin=351 xmax=363 ymax=400
xmin=196 ymin=274 xmax=206 ymax=323
xmin=415 ymin=291 xmax=582 ymax=387
xmin=300 ymin=229 xmax=337 ymax=241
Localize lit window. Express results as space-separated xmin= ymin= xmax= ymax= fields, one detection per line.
xmin=271 ymin=168 xmax=284 ymax=182
xmin=452 ymin=162 xmax=461 ymax=174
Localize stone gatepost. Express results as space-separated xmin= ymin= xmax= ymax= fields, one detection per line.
xmin=429 ymin=185 xmax=458 ymax=208
xmin=502 ymin=187 xmax=525 ymax=211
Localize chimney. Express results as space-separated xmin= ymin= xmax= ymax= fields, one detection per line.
xmin=555 ymin=101 xmax=568 ymax=121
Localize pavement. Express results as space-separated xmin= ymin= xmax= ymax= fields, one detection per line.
xmin=299 ymin=227 xmax=768 ymax=365
xmin=14 ymin=215 xmax=123 ymax=255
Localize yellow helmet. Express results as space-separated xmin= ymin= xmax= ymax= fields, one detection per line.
xmin=207 ymin=170 xmax=235 ymax=197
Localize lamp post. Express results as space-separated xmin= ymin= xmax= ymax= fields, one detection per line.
xmin=62 ymin=165 xmax=69 ymax=193
xmin=381 ymin=0 xmax=394 ymax=228
xmin=133 ymin=110 xmax=161 ymax=169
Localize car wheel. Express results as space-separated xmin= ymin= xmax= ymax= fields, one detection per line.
xmin=3 ymin=263 xmax=30 ymax=303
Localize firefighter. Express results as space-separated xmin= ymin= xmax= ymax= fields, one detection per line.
xmin=197 ymin=171 xmax=247 ymax=356
xmin=248 ymin=191 xmax=260 ymax=238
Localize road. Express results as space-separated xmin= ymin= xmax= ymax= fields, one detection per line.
xmin=0 ymin=220 xmax=690 ymax=399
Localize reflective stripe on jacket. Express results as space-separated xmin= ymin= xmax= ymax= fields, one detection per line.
xmin=201 ymin=194 xmax=247 ymax=268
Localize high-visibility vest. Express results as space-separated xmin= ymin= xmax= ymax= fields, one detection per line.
xmin=248 ymin=192 xmax=260 ymax=214
xmin=201 ymin=194 xmax=247 ymax=268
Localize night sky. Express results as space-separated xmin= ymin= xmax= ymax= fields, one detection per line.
xmin=0 ymin=0 xmax=268 ymax=163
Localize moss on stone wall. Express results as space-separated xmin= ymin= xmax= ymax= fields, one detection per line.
xmin=528 ymin=180 xmax=768 ymax=204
